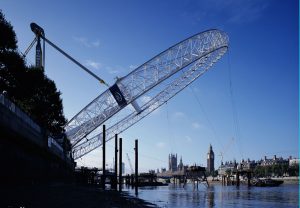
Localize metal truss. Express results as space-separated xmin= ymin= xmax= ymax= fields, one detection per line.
xmin=72 ymin=46 xmax=228 ymax=159
xmin=65 ymin=29 xmax=229 ymax=154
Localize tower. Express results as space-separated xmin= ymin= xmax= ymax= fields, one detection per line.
xmin=178 ymin=156 xmax=183 ymax=171
xmin=168 ymin=154 xmax=178 ymax=172
xmin=207 ymin=144 xmax=214 ymax=174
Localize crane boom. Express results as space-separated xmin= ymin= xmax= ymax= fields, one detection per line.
xmin=27 ymin=22 xmax=109 ymax=87
xmin=219 ymin=137 xmax=235 ymax=163
xmin=126 ymin=153 xmax=134 ymax=174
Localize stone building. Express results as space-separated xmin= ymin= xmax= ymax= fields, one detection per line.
xmin=169 ymin=154 xmax=177 ymax=172
xmin=178 ymin=156 xmax=183 ymax=171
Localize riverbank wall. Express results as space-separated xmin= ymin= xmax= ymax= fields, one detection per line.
xmin=0 ymin=94 xmax=75 ymax=185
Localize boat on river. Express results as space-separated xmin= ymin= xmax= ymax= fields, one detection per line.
xmin=251 ymin=178 xmax=284 ymax=187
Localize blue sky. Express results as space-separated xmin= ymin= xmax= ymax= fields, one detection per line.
xmin=2 ymin=0 xmax=298 ymax=173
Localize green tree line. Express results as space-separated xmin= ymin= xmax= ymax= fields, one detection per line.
xmin=253 ymin=164 xmax=299 ymax=177
xmin=0 ymin=10 xmax=67 ymax=136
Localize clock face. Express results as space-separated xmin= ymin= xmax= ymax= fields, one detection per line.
xmin=114 ymin=92 xmax=123 ymax=102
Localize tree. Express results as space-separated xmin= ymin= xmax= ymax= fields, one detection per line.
xmin=254 ymin=166 xmax=264 ymax=177
xmin=0 ymin=10 xmax=17 ymax=52
xmin=21 ymin=67 xmax=67 ymax=135
xmin=288 ymin=164 xmax=299 ymax=176
xmin=0 ymin=10 xmax=67 ymax=136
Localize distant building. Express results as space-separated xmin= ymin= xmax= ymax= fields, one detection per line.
xmin=289 ymin=157 xmax=299 ymax=166
xmin=169 ymin=154 xmax=177 ymax=172
xmin=238 ymin=158 xmax=256 ymax=170
xmin=218 ymin=155 xmax=299 ymax=177
xmin=207 ymin=144 xmax=214 ymax=174
xmin=122 ymin=162 xmax=125 ymax=174
xmin=149 ymin=170 xmax=155 ymax=174
xmin=258 ymin=155 xmax=288 ymax=167
xmin=178 ymin=156 xmax=184 ymax=171
xmin=218 ymin=160 xmax=237 ymax=175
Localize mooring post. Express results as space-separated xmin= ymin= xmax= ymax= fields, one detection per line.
xmin=114 ymin=134 xmax=118 ymax=189
xmin=102 ymin=125 xmax=106 ymax=190
xmin=247 ymin=172 xmax=251 ymax=187
xmin=135 ymin=139 xmax=138 ymax=196
xmin=119 ymin=137 xmax=122 ymax=192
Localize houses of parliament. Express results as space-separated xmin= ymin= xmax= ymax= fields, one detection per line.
xmin=166 ymin=144 xmax=215 ymax=173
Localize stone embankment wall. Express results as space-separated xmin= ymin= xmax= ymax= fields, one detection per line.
xmin=0 ymin=94 xmax=75 ymax=185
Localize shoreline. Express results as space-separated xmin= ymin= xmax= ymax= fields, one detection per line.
xmin=207 ymin=176 xmax=299 ymax=184
xmin=0 ymin=183 xmax=157 ymax=208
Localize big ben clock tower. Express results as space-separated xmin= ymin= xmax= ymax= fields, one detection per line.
xmin=207 ymin=144 xmax=215 ymax=174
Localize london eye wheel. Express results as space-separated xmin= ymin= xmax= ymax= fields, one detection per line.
xmin=64 ymin=29 xmax=229 ymax=159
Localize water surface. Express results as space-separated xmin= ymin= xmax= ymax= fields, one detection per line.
xmin=125 ymin=183 xmax=298 ymax=207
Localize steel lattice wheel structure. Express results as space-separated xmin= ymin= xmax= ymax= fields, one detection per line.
xmin=65 ymin=29 xmax=229 ymax=159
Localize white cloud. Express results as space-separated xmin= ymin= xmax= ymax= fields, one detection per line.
xmin=129 ymin=65 xmax=138 ymax=70
xmin=105 ymin=66 xmax=119 ymax=75
xmin=192 ymin=122 xmax=202 ymax=129
xmin=225 ymin=0 xmax=269 ymax=24
xmin=104 ymin=64 xmax=137 ymax=75
xmin=156 ymin=142 xmax=165 ymax=148
xmin=185 ymin=136 xmax=192 ymax=142
xmin=73 ymin=36 xmax=101 ymax=48
xmin=173 ymin=111 xmax=185 ymax=118
xmin=85 ymin=60 xmax=101 ymax=70
xmin=92 ymin=40 xmax=100 ymax=47
xmin=181 ymin=0 xmax=269 ymax=25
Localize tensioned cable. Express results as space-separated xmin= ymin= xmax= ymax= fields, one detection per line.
xmin=165 ymin=102 xmax=175 ymax=154
xmin=188 ymin=85 xmax=225 ymax=153
xmin=227 ymin=51 xmax=244 ymax=159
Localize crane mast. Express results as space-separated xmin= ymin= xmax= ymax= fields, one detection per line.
xmin=23 ymin=22 xmax=109 ymax=87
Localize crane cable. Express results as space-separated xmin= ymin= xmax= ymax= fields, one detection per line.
xmin=227 ymin=51 xmax=243 ymax=159
xmin=165 ymin=102 xmax=176 ymax=153
xmin=188 ymin=86 xmax=224 ymax=153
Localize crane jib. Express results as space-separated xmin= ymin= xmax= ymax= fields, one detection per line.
xmin=109 ymin=84 xmax=127 ymax=108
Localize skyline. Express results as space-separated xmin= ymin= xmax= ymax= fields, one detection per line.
xmin=1 ymin=0 xmax=298 ymax=173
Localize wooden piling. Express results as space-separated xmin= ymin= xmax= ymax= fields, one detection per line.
xmin=134 ymin=139 xmax=138 ymax=195
xmin=247 ymin=172 xmax=251 ymax=187
xmin=119 ymin=137 xmax=122 ymax=192
xmin=114 ymin=134 xmax=118 ymax=189
xmin=102 ymin=125 xmax=106 ymax=190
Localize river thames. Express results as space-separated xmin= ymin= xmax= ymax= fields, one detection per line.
xmin=126 ymin=183 xmax=298 ymax=208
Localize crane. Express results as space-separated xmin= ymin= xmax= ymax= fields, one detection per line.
xmin=126 ymin=153 xmax=134 ymax=174
xmin=23 ymin=23 xmax=109 ymax=87
xmin=218 ymin=137 xmax=235 ymax=164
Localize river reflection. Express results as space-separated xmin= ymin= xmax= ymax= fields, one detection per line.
xmin=125 ymin=183 xmax=298 ymax=208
